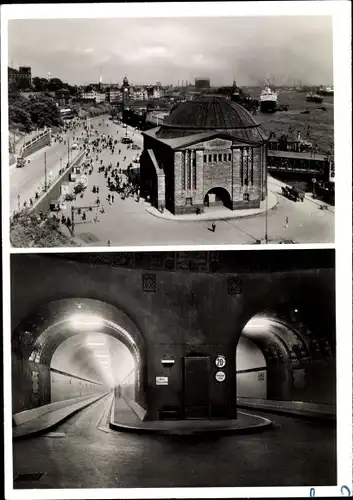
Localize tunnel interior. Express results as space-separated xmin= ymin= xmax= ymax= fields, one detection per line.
xmin=236 ymin=302 xmax=335 ymax=405
xmin=12 ymin=298 xmax=146 ymax=414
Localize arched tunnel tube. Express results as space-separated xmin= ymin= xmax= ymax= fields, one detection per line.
xmin=236 ymin=305 xmax=335 ymax=406
xmin=11 ymin=298 xmax=147 ymax=416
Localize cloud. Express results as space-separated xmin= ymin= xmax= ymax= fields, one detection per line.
xmin=8 ymin=17 xmax=333 ymax=86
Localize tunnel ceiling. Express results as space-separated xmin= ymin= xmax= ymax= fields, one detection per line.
xmin=51 ymin=333 xmax=134 ymax=387
xmin=241 ymin=309 xmax=334 ymax=364
xmin=13 ymin=298 xmax=145 ymax=367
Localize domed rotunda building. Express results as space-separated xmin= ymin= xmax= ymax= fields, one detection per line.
xmin=140 ymin=96 xmax=269 ymax=215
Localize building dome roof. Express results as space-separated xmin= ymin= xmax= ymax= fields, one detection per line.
xmin=162 ymin=96 xmax=258 ymax=130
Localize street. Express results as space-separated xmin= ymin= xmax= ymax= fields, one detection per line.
xmin=13 ymin=394 xmax=336 ymax=488
xmin=9 ymin=116 xmax=102 ymax=214
xmin=11 ymin=115 xmax=334 ymax=245
xmin=58 ymin=116 xmax=333 ymax=246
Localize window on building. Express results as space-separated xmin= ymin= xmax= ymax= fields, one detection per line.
xmin=186 ymin=197 xmax=193 ymax=206
xmin=192 ymin=157 xmax=196 ymax=167
xmin=228 ymin=153 xmax=232 ymax=161
xmin=213 ymin=154 xmax=217 ymax=162
xmin=181 ymin=152 xmax=185 ymax=189
xmin=193 ymin=164 xmax=197 ymax=190
xmin=224 ymin=153 xmax=227 ymax=161
xmin=218 ymin=153 xmax=222 ymax=162
xmin=204 ymin=155 xmax=207 ymax=163
xmin=208 ymin=154 xmax=212 ymax=162
xmin=243 ymin=193 xmax=249 ymax=202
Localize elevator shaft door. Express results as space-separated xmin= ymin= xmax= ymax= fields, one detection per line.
xmin=183 ymin=356 xmax=210 ymax=419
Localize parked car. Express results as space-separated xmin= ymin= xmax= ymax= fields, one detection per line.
xmin=281 ymin=185 xmax=305 ymax=202
xmin=131 ymin=144 xmax=141 ymax=150
xmin=121 ymin=137 xmax=133 ymax=144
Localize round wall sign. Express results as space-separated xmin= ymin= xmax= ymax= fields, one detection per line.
xmin=215 ymin=355 xmax=226 ymax=368
xmin=215 ymin=371 xmax=226 ymax=382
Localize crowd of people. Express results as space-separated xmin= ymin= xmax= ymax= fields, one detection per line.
xmin=52 ymin=119 xmax=142 ymax=233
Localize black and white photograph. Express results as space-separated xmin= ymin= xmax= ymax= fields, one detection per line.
xmin=10 ymin=250 xmax=336 ymax=489
xmin=4 ymin=8 xmax=339 ymax=247
xmin=1 ymin=2 xmax=352 ymax=500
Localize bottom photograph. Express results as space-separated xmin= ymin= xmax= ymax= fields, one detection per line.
xmin=10 ymin=249 xmax=336 ymax=489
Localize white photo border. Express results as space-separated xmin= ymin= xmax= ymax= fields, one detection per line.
xmin=1 ymin=1 xmax=352 ymax=499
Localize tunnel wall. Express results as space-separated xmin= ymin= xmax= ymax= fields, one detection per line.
xmin=11 ymin=255 xmax=335 ymax=419
xmin=50 ymin=368 xmax=106 ymax=403
xmin=12 ymin=357 xmax=51 ymax=414
xmin=119 ymin=369 xmax=136 ymax=401
xmin=236 ymin=336 xmax=267 ymax=399
xmin=236 ymin=336 xmax=336 ymax=405
xmin=11 ymin=355 xmax=105 ymax=414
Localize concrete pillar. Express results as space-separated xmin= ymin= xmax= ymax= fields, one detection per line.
xmin=174 ymin=151 xmax=183 ymax=214
xmin=231 ymin=148 xmax=242 ymax=208
xmin=157 ymin=173 xmax=166 ymax=211
xmin=194 ymin=150 xmax=204 ymax=212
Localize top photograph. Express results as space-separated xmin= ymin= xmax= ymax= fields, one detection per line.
xmin=6 ymin=14 xmax=335 ymax=247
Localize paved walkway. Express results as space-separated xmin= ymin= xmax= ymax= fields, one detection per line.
xmin=13 ymin=393 xmax=109 ymax=439
xmin=146 ymin=191 xmax=278 ymax=222
xmin=110 ymin=397 xmax=272 ymax=435
xmin=237 ymin=398 xmax=336 ymax=420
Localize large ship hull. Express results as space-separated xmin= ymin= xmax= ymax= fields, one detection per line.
xmin=318 ymin=90 xmax=334 ymax=97
xmin=260 ymin=100 xmax=277 ymax=113
xmin=306 ymin=95 xmax=323 ymax=103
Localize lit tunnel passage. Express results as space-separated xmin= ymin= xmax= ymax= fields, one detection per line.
xmin=12 ymin=298 xmax=146 ymax=415
xmin=236 ymin=305 xmax=335 ymax=405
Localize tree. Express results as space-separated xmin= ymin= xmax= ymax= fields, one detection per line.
xmin=32 ymin=77 xmax=49 ymax=92
xmin=47 ymin=78 xmax=64 ymax=92
xmin=9 ymin=105 xmax=33 ymax=132
xmin=17 ymin=78 xmax=32 ymax=91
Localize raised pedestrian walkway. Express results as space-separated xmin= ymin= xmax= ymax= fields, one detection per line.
xmin=109 ymin=397 xmax=272 ymax=435
xmin=13 ymin=392 xmax=109 ymax=439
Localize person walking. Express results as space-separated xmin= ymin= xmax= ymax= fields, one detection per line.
xmin=285 ymin=216 xmax=289 ymax=229
xmin=211 ymin=222 xmax=216 ymax=233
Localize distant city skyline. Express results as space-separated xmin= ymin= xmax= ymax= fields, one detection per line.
xmin=8 ymin=16 xmax=333 ymax=87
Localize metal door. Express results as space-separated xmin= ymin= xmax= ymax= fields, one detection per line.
xmin=183 ymin=356 xmax=210 ymax=419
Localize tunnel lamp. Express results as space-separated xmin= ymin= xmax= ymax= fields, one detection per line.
xmin=87 ymin=342 xmax=105 ymax=346
xmin=294 ymin=309 xmax=298 ymax=313
xmin=95 ymin=354 xmax=109 ymax=358
xmin=69 ymin=314 xmax=104 ymax=329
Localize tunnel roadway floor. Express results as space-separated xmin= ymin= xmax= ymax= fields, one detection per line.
xmin=13 ymin=393 xmax=336 ymax=489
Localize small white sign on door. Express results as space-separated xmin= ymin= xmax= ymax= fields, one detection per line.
xmin=156 ymin=376 xmax=168 ymax=386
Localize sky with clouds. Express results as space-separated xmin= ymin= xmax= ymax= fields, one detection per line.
xmin=8 ymin=16 xmax=333 ymax=86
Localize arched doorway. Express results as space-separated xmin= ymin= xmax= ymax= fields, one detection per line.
xmin=11 ymin=298 xmax=147 ymax=414
xmin=204 ymin=187 xmax=232 ymax=210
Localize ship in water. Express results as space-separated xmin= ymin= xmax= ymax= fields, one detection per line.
xmin=259 ymin=85 xmax=279 ymax=113
xmin=306 ymin=92 xmax=323 ymax=103
xmin=318 ymin=85 xmax=334 ymax=96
